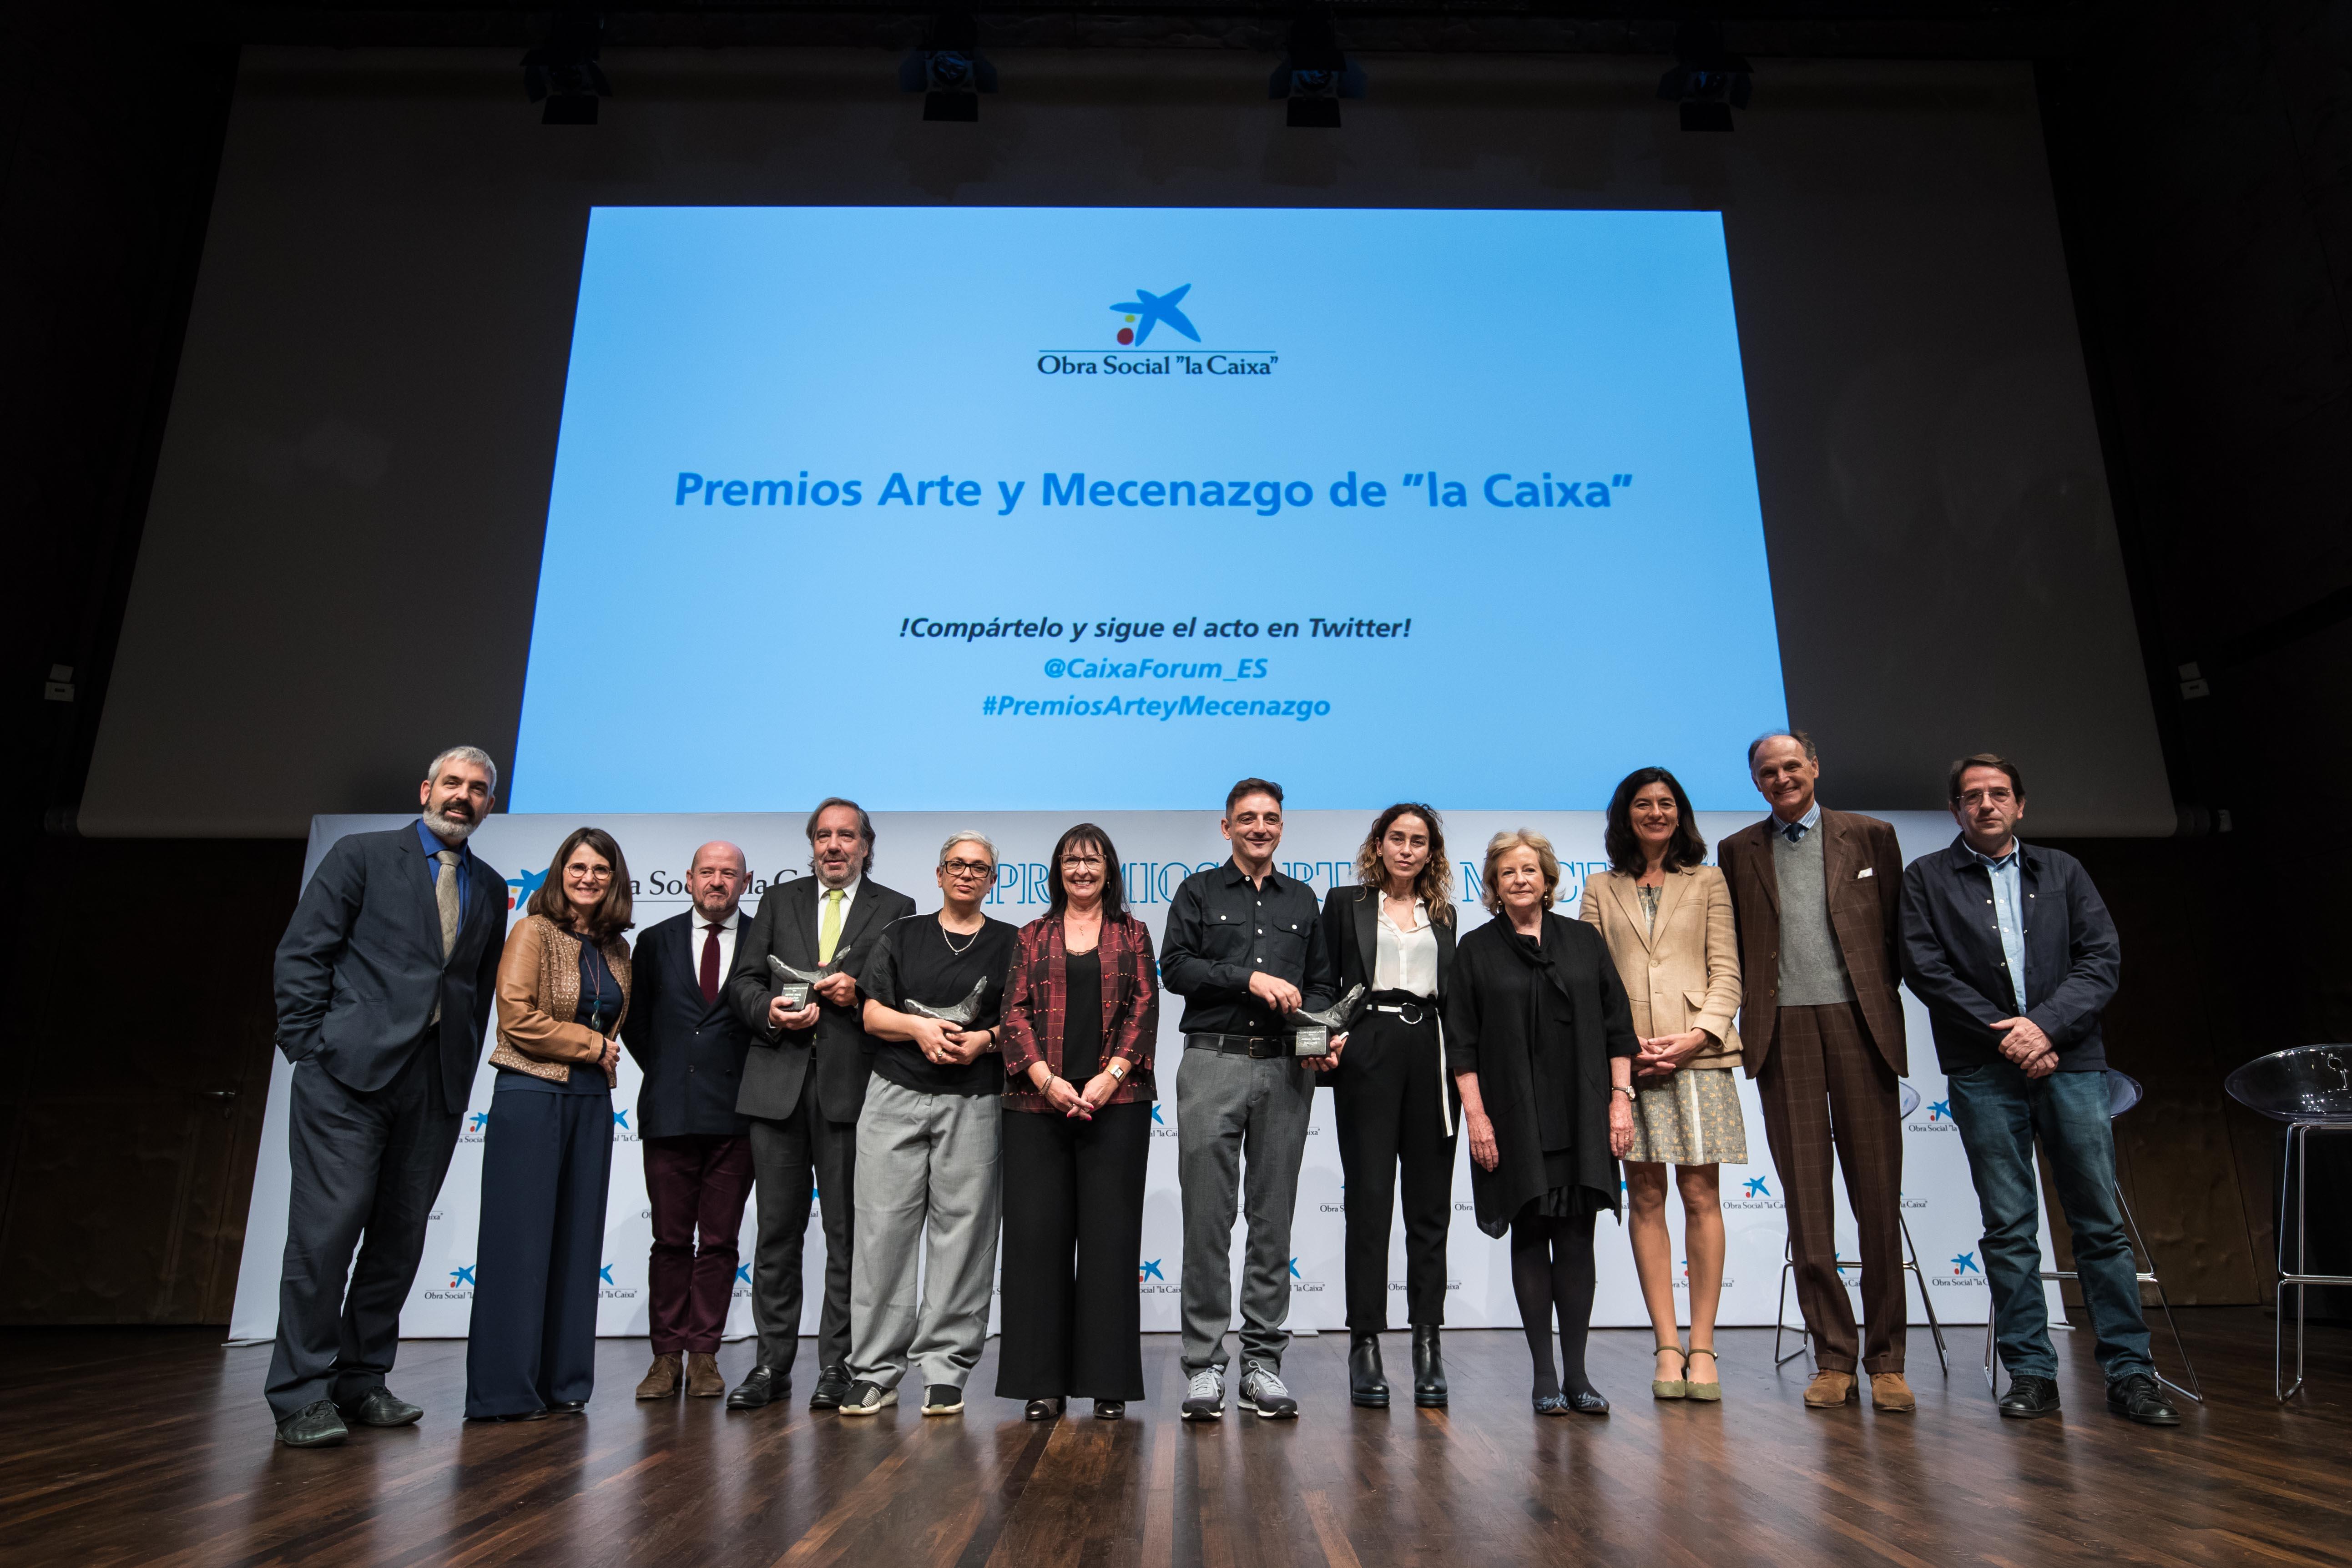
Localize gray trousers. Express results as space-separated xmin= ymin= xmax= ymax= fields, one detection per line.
xmin=1177 ymin=1046 xmax=1314 ymax=1376
xmin=266 ymin=1044 xmax=461 ymax=1418
xmin=848 ymin=1074 xmax=1004 ymax=1392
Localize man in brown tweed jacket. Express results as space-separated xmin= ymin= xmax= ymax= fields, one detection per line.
xmin=1716 ymin=731 xmax=1913 ymax=1413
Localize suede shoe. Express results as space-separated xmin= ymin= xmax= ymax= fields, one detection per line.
xmin=810 ymin=1364 xmax=853 ymax=1410
xmin=336 ymin=1388 xmax=423 ymax=1427
xmin=727 ymin=1366 xmax=786 ymax=1410
xmin=636 ymin=1354 xmax=683 ymax=1400
xmin=686 ymin=1353 xmax=726 ymax=1398
xmin=1803 ymin=1370 xmax=1856 ymax=1408
xmin=1999 ymin=1375 xmax=2061 ymax=1419
xmin=2106 ymin=1373 xmax=2181 ymax=1427
xmin=1869 ymin=1372 xmax=1916 ymax=1412
xmin=276 ymin=1399 xmax=349 ymax=1448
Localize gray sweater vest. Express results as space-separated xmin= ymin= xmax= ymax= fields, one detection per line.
xmin=1773 ymin=826 xmax=1855 ymax=1006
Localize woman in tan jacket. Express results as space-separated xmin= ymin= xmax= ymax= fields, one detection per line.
xmin=464 ymin=826 xmax=634 ymax=1421
xmin=1579 ymin=767 xmax=1743 ymax=1402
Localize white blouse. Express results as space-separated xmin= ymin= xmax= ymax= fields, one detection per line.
xmin=1373 ymin=898 xmax=1440 ymax=998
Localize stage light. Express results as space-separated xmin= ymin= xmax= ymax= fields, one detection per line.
xmin=1268 ymin=10 xmax=1364 ymax=130
xmin=1656 ymin=20 xmax=1751 ymax=132
xmin=523 ymin=10 xmax=611 ymax=125
xmin=901 ymin=13 xmax=998 ymax=122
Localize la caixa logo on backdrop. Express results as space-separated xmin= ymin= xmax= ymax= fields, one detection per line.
xmin=1038 ymin=283 xmax=1277 ymax=379
xmin=424 ymin=1263 xmax=475 ymax=1302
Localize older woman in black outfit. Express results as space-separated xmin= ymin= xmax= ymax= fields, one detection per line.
xmin=996 ymin=824 xmax=1160 ymax=1421
xmin=1449 ymin=829 xmax=1638 ymax=1415
xmin=1320 ymin=804 xmax=1458 ymax=1410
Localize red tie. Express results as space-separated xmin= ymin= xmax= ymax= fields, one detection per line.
xmin=699 ymin=923 xmax=721 ymax=1004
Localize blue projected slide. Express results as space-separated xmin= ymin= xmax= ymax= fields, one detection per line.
xmin=511 ymin=207 xmax=1785 ymax=812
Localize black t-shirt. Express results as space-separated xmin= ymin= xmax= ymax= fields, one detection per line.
xmin=862 ymin=911 xmax=1019 ymax=1097
xmin=1063 ymin=948 xmax=1104 ymax=1083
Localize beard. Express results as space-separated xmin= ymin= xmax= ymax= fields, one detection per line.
xmin=422 ymin=802 xmax=479 ymax=843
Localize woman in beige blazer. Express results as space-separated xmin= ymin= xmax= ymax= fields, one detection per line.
xmin=1579 ymin=766 xmax=1743 ymax=1402
xmin=465 ymin=825 xmax=634 ymax=1421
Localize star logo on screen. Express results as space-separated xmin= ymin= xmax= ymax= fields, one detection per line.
xmin=1110 ymin=284 xmax=1199 ymax=347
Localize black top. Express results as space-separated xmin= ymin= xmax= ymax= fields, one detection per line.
xmin=499 ymin=934 xmax=616 ymax=1096
xmin=863 ymin=912 xmax=1019 ymax=1096
xmin=1062 ymin=948 xmax=1104 ymax=1083
xmin=1447 ymin=913 xmax=1639 ymax=1236
xmin=1898 ymin=837 xmax=2121 ymax=1074
xmin=1159 ymin=860 xmax=1336 ymax=1038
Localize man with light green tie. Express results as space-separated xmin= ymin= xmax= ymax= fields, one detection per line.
xmin=725 ymin=798 xmax=916 ymax=1410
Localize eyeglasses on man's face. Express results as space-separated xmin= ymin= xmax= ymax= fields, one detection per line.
xmin=941 ymin=859 xmax=996 ymax=880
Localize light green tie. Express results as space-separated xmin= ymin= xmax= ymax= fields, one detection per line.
xmin=818 ymin=887 xmax=844 ymax=965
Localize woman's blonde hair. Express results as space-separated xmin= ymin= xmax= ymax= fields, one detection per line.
xmin=1479 ymin=828 xmax=1560 ymax=914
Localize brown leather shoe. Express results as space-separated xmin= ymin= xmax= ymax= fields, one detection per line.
xmin=1869 ymin=1372 xmax=1916 ymax=1412
xmin=636 ymin=1353 xmax=683 ymax=1400
xmin=1803 ymin=1370 xmax=1857 ymax=1408
xmin=686 ymin=1352 xmax=726 ymax=1398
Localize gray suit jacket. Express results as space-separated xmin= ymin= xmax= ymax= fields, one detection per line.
xmin=272 ymin=822 xmax=508 ymax=1114
xmin=727 ymin=873 xmax=915 ymax=1123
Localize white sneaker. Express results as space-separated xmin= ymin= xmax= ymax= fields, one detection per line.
xmin=1239 ymin=1365 xmax=1297 ymax=1419
xmin=1181 ymin=1367 xmax=1225 ymax=1421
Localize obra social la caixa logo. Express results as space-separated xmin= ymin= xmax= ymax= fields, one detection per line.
xmin=505 ymin=867 xmax=546 ymax=912
xmin=1037 ymin=284 xmax=1277 ymax=379
xmin=460 ymin=1107 xmax=490 ymax=1144
xmin=1137 ymin=1259 xmax=1178 ymax=1296
xmin=1932 ymin=1246 xmax=1987 ymax=1290
xmin=1724 ymin=1175 xmax=1783 ymax=1213
xmin=598 ymin=1262 xmax=636 ymax=1301
xmin=425 ymin=1263 xmax=475 ymax=1301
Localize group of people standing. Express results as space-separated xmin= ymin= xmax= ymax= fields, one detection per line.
xmin=261 ymin=730 xmax=2182 ymax=1448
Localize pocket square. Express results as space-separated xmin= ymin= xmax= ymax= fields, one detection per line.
xmin=1857 ymin=867 xmax=1875 ymax=878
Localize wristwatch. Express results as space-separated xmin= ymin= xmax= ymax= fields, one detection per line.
xmin=1108 ymin=1061 xmax=1127 ymax=1081
xmin=1613 ymin=1084 xmax=1638 ymax=1101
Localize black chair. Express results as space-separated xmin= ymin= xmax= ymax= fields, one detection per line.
xmin=2225 ymin=1045 xmax=2352 ymax=1400
xmin=1772 ymin=1080 xmax=1950 ymax=1376
xmin=1978 ymin=1069 xmax=2201 ymax=1404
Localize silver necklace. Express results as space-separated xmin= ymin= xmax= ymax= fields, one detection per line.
xmin=940 ymin=919 xmax=980 ymax=955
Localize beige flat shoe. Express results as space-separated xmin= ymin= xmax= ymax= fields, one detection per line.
xmin=1651 ymin=1346 xmax=1689 ymax=1400
xmin=1685 ymin=1348 xmax=1722 ymax=1402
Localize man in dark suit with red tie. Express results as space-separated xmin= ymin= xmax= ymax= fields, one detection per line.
xmin=621 ymin=840 xmax=759 ymax=1401
xmin=1716 ymin=731 xmax=1913 ymax=1414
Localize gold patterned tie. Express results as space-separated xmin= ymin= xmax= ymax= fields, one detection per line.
xmin=818 ymin=887 xmax=844 ymax=966
xmin=432 ymin=850 xmax=461 ymax=1024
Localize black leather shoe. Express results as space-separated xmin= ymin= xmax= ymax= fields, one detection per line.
xmin=1348 ymin=1332 xmax=1389 ymax=1408
xmin=276 ymin=1399 xmax=349 ymax=1448
xmin=727 ymin=1365 xmax=787 ymax=1411
xmin=548 ymin=1401 xmax=586 ymax=1416
xmin=1411 ymin=1326 xmax=1448 ymax=1408
xmin=1999 ymin=1375 xmax=2061 ymax=1419
xmin=335 ymin=1388 xmax=423 ymax=1427
xmin=809 ymin=1364 xmax=853 ymax=1410
xmin=1564 ymin=1386 xmax=1610 ymax=1416
xmin=2106 ymin=1373 xmax=2181 ymax=1426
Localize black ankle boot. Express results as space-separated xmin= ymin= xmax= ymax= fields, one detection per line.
xmin=1349 ymin=1332 xmax=1389 ymax=1407
xmin=1411 ymin=1325 xmax=1449 ymax=1407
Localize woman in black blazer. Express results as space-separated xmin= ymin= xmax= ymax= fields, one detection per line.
xmin=1318 ymin=804 xmax=1459 ymax=1410
xmin=1449 ymin=829 xmax=1638 ymax=1415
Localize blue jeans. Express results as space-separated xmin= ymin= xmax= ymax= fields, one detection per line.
xmin=1945 ymin=1063 xmax=2153 ymax=1384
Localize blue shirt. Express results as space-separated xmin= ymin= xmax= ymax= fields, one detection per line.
xmin=1968 ymin=837 xmax=2027 ymax=1008
xmin=1776 ymin=800 xmax=1823 ymax=843
xmin=415 ymin=818 xmax=469 ymax=910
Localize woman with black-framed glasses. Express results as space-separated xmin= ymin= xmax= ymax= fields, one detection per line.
xmin=995 ymin=823 xmax=1161 ymax=1420
xmin=838 ymin=832 xmax=1019 ymax=1419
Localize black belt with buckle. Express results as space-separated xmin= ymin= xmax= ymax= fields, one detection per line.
xmin=1185 ymin=1032 xmax=1290 ymax=1060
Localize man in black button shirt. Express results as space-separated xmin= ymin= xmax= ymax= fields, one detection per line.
xmin=1161 ymin=778 xmax=1340 ymax=1421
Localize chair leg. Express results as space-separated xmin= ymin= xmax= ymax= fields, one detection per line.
xmin=1774 ymin=1251 xmax=1809 ymax=1367
xmin=1899 ymin=1212 xmax=1949 ymax=1376
xmin=2113 ymin=1181 xmax=2203 ymax=1404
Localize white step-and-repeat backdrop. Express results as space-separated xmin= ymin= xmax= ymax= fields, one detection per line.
xmin=229 ymin=808 xmax=2053 ymax=1344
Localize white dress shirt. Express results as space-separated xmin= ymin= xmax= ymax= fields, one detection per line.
xmin=696 ymin=906 xmax=741 ymax=986
xmin=1374 ymin=898 xmax=1440 ymax=998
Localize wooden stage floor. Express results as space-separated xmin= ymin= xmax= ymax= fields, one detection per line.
xmin=2 ymin=1311 xmax=2346 ymax=1567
